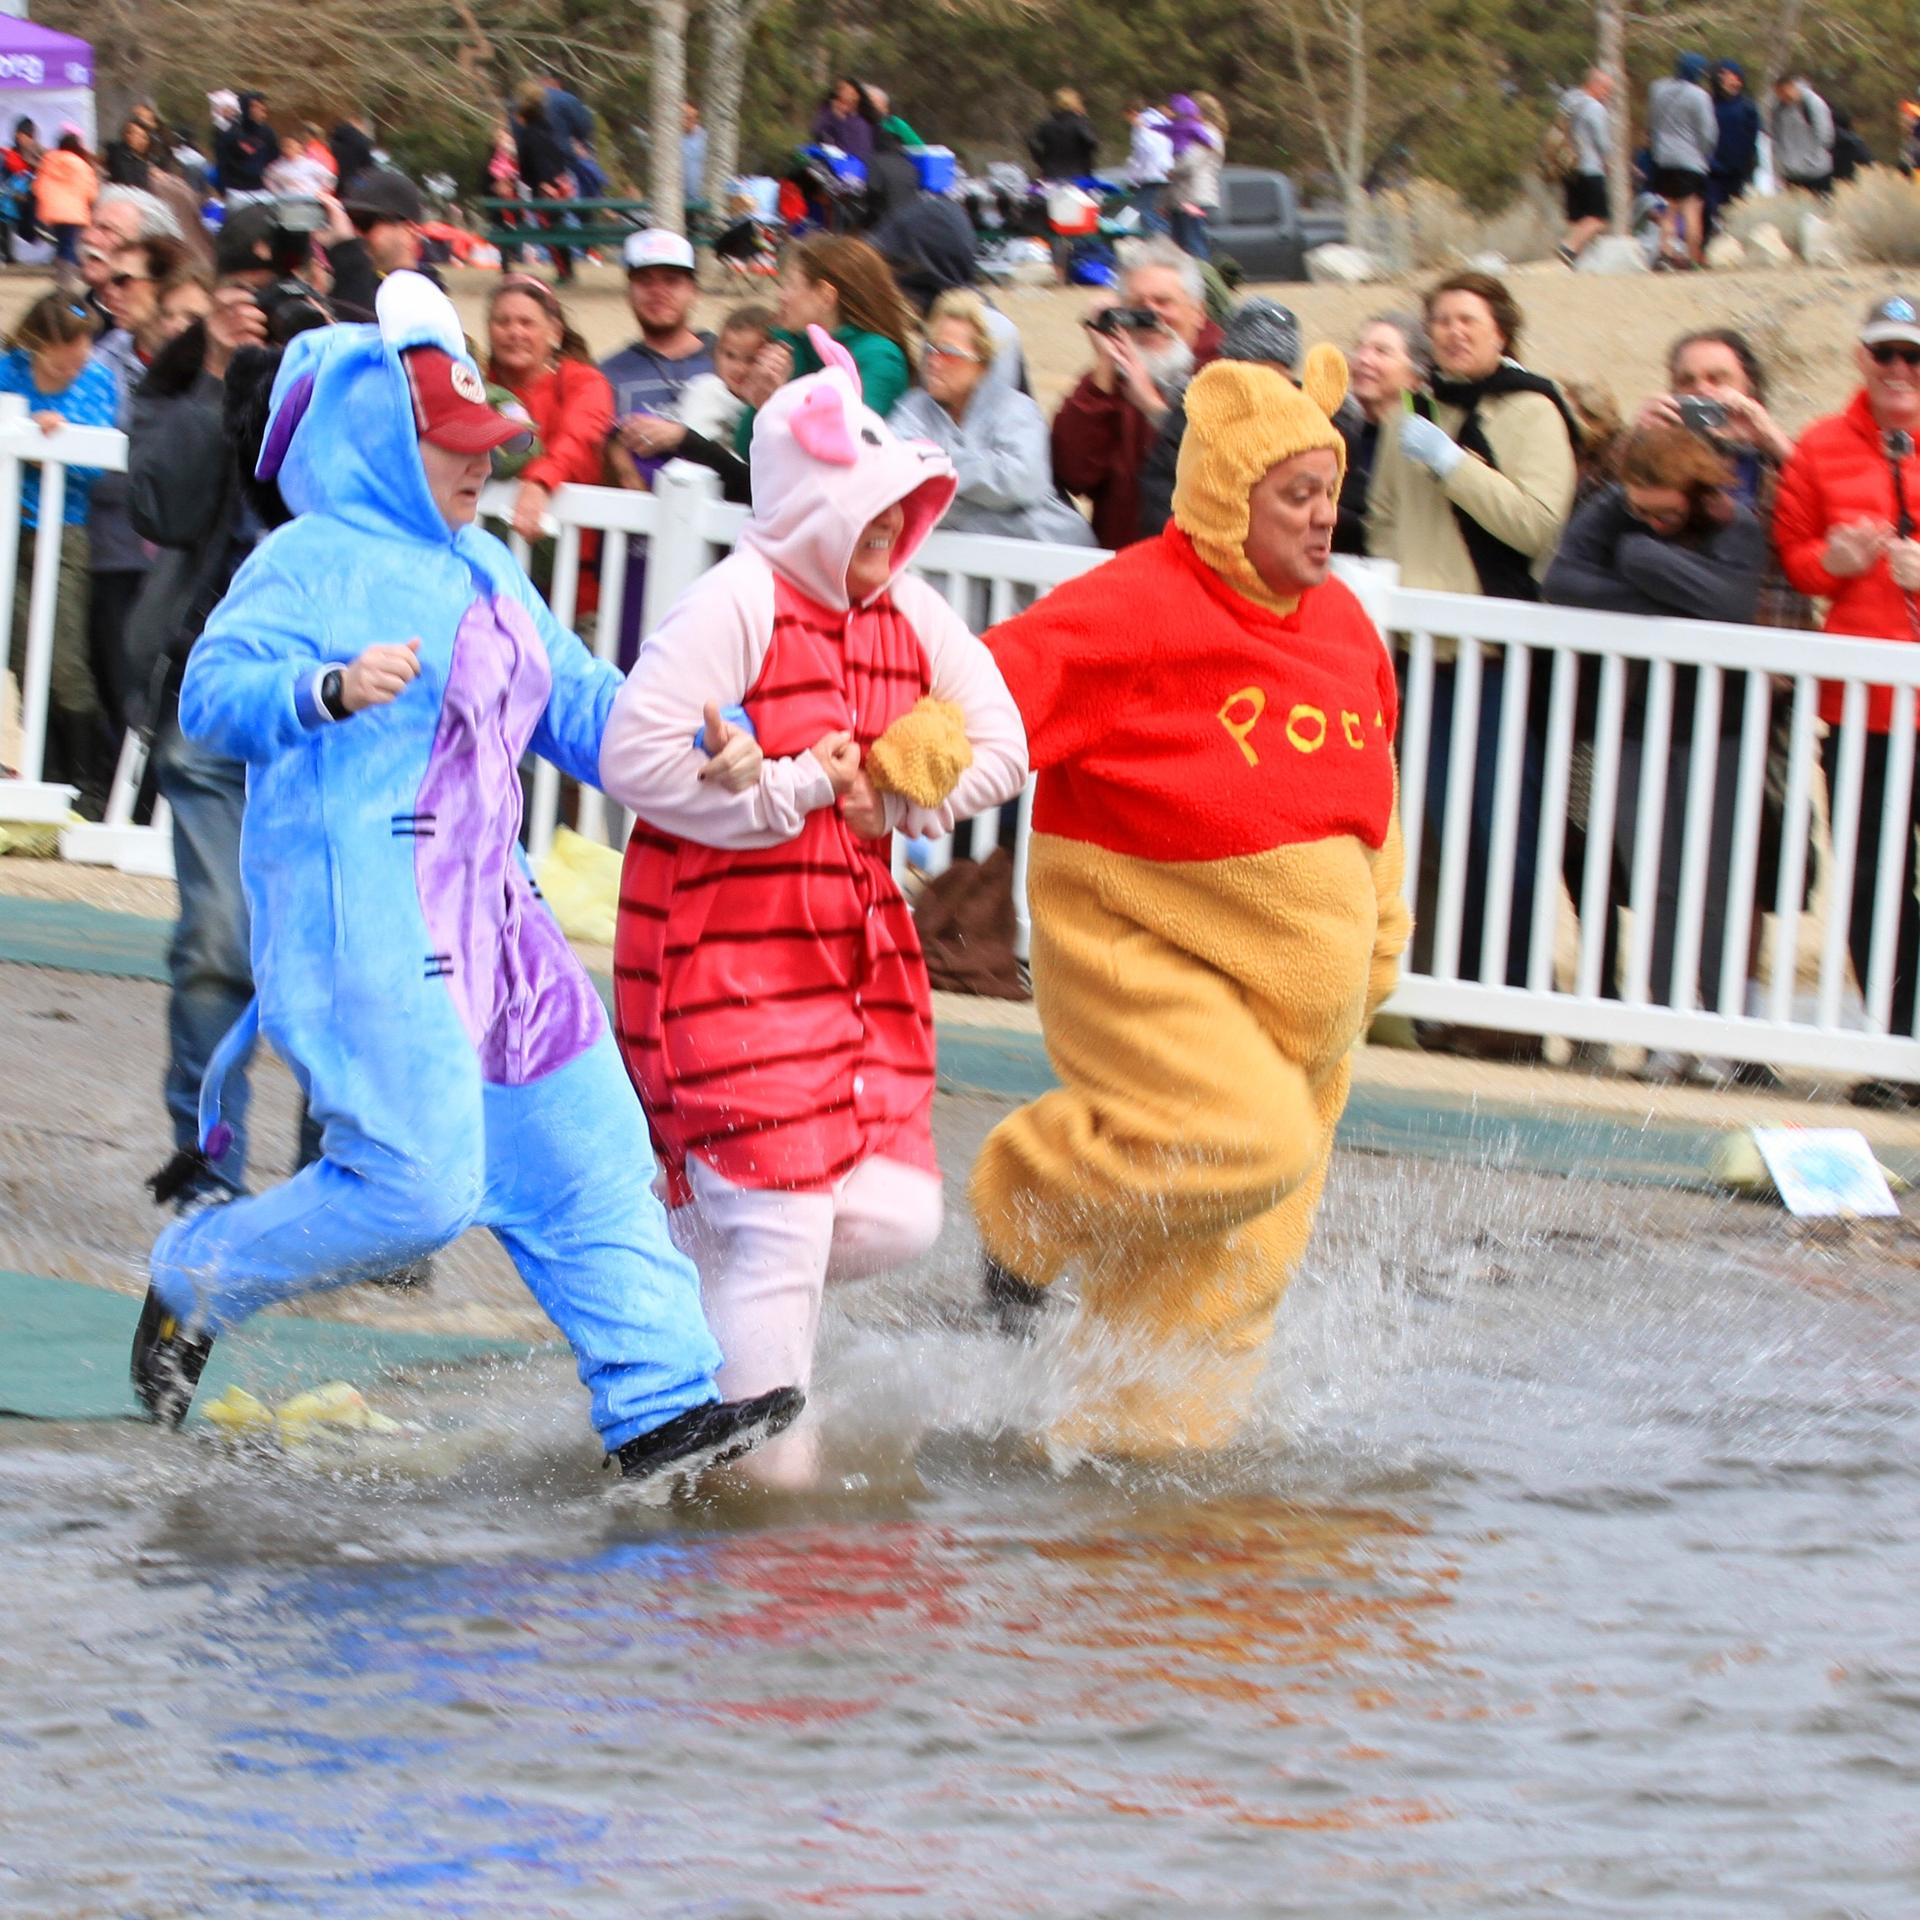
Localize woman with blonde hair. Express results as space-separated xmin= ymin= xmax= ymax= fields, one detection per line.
xmin=1029 ymin=86 xmax=1099 ymax=181
xmin=890 ymin=290 xmax=1094 ymax=546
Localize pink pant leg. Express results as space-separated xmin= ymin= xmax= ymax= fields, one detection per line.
xmin=826 ymin=1156 xmax=944 ymax=1282
xmin=672 ymin=1154 xmax=943 ymax=1486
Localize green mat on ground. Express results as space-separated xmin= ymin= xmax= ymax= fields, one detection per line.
xmin=0 ymin=1268 xmax=533 ymax=1423
xmin=0 ymin=895 xmax=171 ymax=981
xmin=9 ymin=893 xmax=1918 ymax=1198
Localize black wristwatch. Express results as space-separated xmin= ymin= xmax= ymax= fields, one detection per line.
xmin=319 ymin=667 xmax=350 ymax=721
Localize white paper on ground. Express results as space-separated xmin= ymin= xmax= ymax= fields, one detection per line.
xmin=1752 ymin=1128 xmax=1900 ymax=1219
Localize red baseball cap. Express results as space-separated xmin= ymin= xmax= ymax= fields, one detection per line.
xmin=403 ymin=347 xmax=531 ymax=453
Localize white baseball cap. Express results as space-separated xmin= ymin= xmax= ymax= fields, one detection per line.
xmin=622 ymin=228 xmax=696 ymax=273
xmin=1861 ymin=295 xmax=1920 ymax=350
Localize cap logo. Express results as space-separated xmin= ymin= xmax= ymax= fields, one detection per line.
xmin=451 ymin=363 xmax=486 ymax=403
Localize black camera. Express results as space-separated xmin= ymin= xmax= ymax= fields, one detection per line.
xmin=1673 ymin=395 xmax=1730 ymax=436
xmin=1087 ymin=306 xmax=1165 ymax=337
xmin=251 ymin=200 xmax=334 ymax=342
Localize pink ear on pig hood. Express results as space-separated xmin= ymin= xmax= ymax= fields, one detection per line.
xmin=742 ymin=326 xmax=957 ymax=611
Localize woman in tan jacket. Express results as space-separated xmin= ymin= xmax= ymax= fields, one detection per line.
xmin=1366 ymin=271 xmax=1577 ymax=1050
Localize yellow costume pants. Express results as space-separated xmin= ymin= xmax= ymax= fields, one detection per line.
xmin=972 ymin=827 xmax=1405 ymax=1457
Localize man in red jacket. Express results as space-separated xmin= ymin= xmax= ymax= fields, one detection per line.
xmin=1774 ymin=293 xmax=1920 ymax=1103
xmin=1050 ymin=240 xmax=1222 ymax=549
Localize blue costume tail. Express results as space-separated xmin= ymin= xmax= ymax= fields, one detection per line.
xmin=146 ymin=998 xmax=258 ymax=1206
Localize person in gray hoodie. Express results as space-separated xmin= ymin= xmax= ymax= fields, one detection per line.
xmin=889 ymin=289 xmax=1094 ymax=548
xmin=1648 ymin=53 xmax=1720 ymax=265
xmin=1769 ymin=75 xmax=1836 ymax=195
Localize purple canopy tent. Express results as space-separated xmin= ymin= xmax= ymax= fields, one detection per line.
xmin=0 ymin=20 xmax=95 ymax=147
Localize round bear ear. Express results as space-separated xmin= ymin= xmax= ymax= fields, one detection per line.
xmin=1301 ymin=342 xmax=1349 ymax=420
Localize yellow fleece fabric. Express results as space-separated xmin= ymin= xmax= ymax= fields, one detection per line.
xmin=1173 ymin=346 xmax=1350 ymax=612
xmin=972 ymin=821 xmax=1407 ymax=1457
xmin=866 ymin=696 xmax=974 ymax=808
xmin=975 ymin=346 xmax=1409 ymax=1459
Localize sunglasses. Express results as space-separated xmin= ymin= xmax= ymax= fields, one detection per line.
xmin=1869 ymin=343 xmax=1920 ymax=368
xmin=108 ymin=271 xmax=150 ymax=290
xmin=923 ymin=341 xmax=980 ymax=363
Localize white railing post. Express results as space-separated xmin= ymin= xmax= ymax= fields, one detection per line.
xmin=642 ymin=461 xmax=723 ymax=635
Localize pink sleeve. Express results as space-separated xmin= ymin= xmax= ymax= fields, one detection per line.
xmin=888 ymin=574 xmax=1030 ymax=837
xmin=598 ymin=553 xmax=836 ymax=848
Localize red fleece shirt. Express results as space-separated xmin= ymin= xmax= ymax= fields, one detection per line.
xmin=1774 ymin=388 xmax=1920 ymax=730
xmin=987 ymin=526 xmax=1398 ymax=864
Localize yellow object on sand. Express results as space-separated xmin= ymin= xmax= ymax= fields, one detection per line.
xmin=203 ymin=1380 xmax=402 ymax=1443
xmin=1709 ymin=1127 xmax=1909 ymax=1199
xmin=535 ymin=825 xmax=621 ymax=947
xmin=866 ymin=696 xmax=974 ymax=809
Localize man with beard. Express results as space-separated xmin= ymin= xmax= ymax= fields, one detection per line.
xmin=600 ymin=229 xmax=715 ymax=484
xmin=1051 ymin=240 xmax=1221 ymax=549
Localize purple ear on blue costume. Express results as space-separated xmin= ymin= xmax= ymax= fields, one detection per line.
xmin=255 ymin=370 xmax=316 ymax=481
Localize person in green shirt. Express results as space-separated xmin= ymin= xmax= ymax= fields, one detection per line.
xmin=865 ymin=85 xmax=922 ymax=149
xmin=732 ymin=233 xmax=920 ymax=453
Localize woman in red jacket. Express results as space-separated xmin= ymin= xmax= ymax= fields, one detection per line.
xmin=485 ymin=275 xmax=615 ymax=544
xmin=1774 ymin=294 xmax=1920 ymax=1102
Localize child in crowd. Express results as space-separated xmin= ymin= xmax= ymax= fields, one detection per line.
xmin=0 ymin=292 xmax=116 ymax=812
xmin=610 ymin=303 xmax=775 ymax=506
xmin=680 ymin=303 xmax=775 ymax=444
xmin=600 ymin=327 xmax=1028 ymax=1485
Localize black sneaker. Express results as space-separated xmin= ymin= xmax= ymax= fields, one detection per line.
xmin=982 ymin=1257 xmax=1050 ymax=1342
xmin=610 ymin=1386 xmax=805 ymax=1488
xmin=130 ymin=1286 xmax=216 ymax=1428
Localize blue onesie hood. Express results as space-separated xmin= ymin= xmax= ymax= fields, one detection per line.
xmin=257 ymin=272 xmax=484 ymax=554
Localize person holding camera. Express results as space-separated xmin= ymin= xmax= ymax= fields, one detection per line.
xmin=1774 ymin=296 xmax=1920 ymax=1103
xmin=124 ymin=204 xmax=328 ymax=1208
xmin=1050 ymin=240 xmax=1221 ymax=550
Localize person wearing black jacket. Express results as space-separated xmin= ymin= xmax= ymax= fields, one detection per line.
xmin=126 ymin=282 xmax=321 ymax=1204
xmin=327 ymin=117 xmax=376 ymax=198
xmin=324 ymin=167 xmax=432 ymax=323
xmin=216 ymin=93 xmax=276 ymax=197
xmin=1544 ymin=422 xmax=1766 ymax=1031
xmin=1029 ymin=88 xmax=1098 ymax=180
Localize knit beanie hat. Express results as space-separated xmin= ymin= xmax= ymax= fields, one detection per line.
xmin=1172 ymin=345 xmax=1349 ymax=608
xmin=1220 ymin=297 xmax=1301 ymax=372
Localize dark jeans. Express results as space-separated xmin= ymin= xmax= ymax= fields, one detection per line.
xmin=155 ymin=718 xmax=320 ymax=1193
xmin=1408 ymin=652 xmax=1546 ymax=989
xmin=88 ymin=567 xmax=146 ymax=739
xmin=1167 ymin=205 xmax=1211 ymax=259
xmin=1822 ymin=728 xmax=1920 ymax=1033
xmin=49 ymin=222 xmax=80 ymax=265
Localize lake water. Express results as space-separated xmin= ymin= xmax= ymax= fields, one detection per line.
xmin=3 ymin=1162 xmax=1917 ymax=1918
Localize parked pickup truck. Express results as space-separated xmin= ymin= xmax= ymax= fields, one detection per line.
xmin=1209 ymin=168 xmax=1347 ymax=282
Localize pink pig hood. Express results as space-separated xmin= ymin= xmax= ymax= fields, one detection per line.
xmin=741 ymin=325 xmax=957 ymax=611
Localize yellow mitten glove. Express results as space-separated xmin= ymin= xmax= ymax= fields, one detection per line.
xmin=865 ymin=697 xmax=973 ymax=809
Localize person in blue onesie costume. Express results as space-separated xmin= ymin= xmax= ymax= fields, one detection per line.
xmin=130 ymin=272 xmax=801 ymax=1487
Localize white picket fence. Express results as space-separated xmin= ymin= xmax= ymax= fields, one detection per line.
xmin=6 ymin=411 xmax=1920 ymax=1085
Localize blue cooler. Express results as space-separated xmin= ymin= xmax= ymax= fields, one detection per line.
xmin=908 ymin=145 xmax=956 ymax=194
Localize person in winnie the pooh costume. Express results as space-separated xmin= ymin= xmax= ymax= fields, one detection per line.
xmin=972 ymin=346 xmax=1411 ymax=1458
